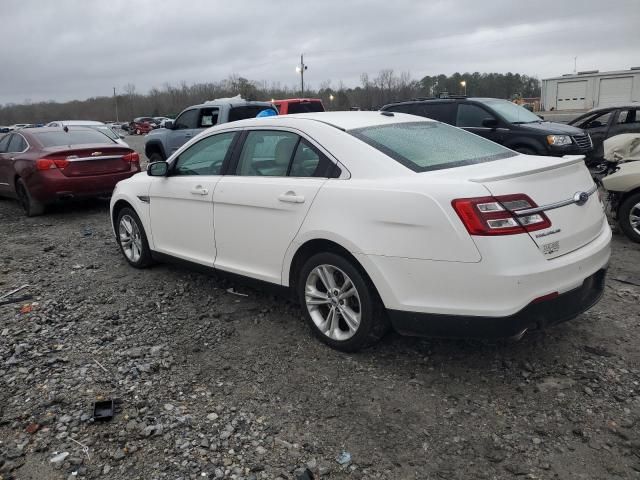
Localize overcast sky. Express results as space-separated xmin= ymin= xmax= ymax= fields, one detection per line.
xmin=1 ymin=0 xmax=638 ymax=105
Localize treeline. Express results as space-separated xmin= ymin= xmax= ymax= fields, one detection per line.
xmin=0 ymin=71 xmax=541 ymax=124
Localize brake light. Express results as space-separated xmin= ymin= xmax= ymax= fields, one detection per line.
xmin=452 ymin=194 xmax=551 ymax=236
xmin=36 ymin=158 xmax=70 ymax=170
xmin=123 ymin=152 xmax=140 ymax=163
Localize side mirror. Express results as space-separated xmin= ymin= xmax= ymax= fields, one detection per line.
xmin=538 ymin=115 xmax=544 ymax=120
xmin=147 ymin=161 xmax=169 ymax=177
xmin=163 ymin=121 xmax=174 ymax=130
xmin=481 ymin=118 xmax=498 ymax=128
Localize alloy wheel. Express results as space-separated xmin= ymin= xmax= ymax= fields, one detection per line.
xmin=305 ymin=264 xmax=362 ymax=341
xmin=119 ymin=214 xmax=143 ymax=263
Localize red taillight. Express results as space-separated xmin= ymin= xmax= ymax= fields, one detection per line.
xmin=36 ymin=158 xmax=70 ymax=170
xmin=123 ymin=152 xmax=140 ymax=163
xmin=452 ymin=194 xmax=551 ymax=236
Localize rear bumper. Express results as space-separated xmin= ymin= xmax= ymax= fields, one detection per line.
xmin=389 ymin=268 xmax=606 ymax=338
xmin=28 ymin=167 xmax=140 ymax=203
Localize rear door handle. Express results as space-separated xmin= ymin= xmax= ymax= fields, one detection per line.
xmin=278 ymin=191 xmax=305 ymax=204
xmin=190 ymin=186 xmax=209 ymax=196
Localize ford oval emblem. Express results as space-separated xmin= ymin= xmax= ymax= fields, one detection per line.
xmin=573 ymin=191 xmax=589 ymax=206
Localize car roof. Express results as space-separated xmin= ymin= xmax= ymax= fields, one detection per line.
xmin=273 ymin=98 xmax=322 ymax=103
xmin=210 ymin=111 xmax=433 ymax=131
xmin=195 ymin=100 xmax=274 ymax=108
xmin=48 ymin=120 xmax=106 ymax=126
xmin=586 ymin=102 xmax=640 ymax=113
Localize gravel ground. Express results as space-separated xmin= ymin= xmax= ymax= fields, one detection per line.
xmin=1 ymin=137 xmax=640 ymax=479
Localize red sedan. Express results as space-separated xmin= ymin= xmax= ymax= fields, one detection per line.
xmin=0 ymin=127 xmax=140 ymax=216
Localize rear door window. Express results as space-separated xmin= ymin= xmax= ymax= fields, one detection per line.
xmin=198 ymin=108 xmax=219 ymax=128
xmin=235 ymin=130 xmax=298 ymax=176
xmin=616 ymin=108 xmax=639 ymax=125
xmin=289 ymin=139 xmax=339 ymax=177
xmin=416 ymin=103 xmax=456 ymax=124
xmin=8 ymin=134 xmax=27 ymax=152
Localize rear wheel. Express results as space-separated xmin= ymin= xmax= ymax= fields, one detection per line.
xmin=298 ymin=252 xmax=388 ymax=352
xmin=618 ymin=192 xmax=640 ymax=243
xmin=15 ymin=178 xmax=45 ymax=217
xmin=116 ymin=207 xmax=153 ymax=267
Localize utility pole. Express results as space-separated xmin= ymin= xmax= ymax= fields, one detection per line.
xmin=574 ymin=56 xmax=577 ymax=74
xmin=113 ymin=87 xmax=119 ymax=123
xmin=296 ymin=54 xmax=308 ymax=97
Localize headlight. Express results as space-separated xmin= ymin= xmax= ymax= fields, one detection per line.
xmin=547 ymin=135 xmax=572 ymax=146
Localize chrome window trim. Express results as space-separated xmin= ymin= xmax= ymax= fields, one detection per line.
xmin=513 ymin=184 xmax=598 ymax=216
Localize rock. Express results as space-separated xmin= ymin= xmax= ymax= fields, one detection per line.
xmin=504 ymin=462 xmax=529 ymax=476
xmin=164 ymin=403 xmax=175 ymax=411
xmin=50 ymin=452 xmax=69 ymax=465
xmin=256 ymin=446 xmax=267 ymax=455
xmin=536 ymin=377 xmax=576 ymax=392
xmin=113 ymin=449 xmax=126 ymax=461
xmin=207 ymin=412 xmax=219 ymax=421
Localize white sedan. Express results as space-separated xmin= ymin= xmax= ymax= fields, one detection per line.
xmin=110 ymin=112 xmax=611 ymax=351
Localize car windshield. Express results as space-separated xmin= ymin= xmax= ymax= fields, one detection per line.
xmin=287 ymin=102 xmax=324 ymax=114
xmin=350 ymin=121 xmax=516 ymax=172
xmin=33 ymin=129 xmax=115 ymax=147
xmin=474 ymin=99 xmax=542 ymax=124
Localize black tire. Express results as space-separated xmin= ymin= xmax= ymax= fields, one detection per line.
xmin=147 ymin=152 xmax=164 ymax=163
xmin=297 ymin=252 xmax=389 ymax=352
xmin=618 ymin=192 xmax=640 ymax=244
xmin=115 ymin=207 xmax=154 ymax=268
xmin=514 ymin=146 xmax=538 ymax=155
xmin=15 ymin=178 xmax=45 ymax=217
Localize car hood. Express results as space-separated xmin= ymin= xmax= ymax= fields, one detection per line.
xmin=517 ymin=121 xmax=585 ymax=135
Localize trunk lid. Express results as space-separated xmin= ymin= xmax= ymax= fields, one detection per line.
xmin=467 ymin=155 xmax=605 ymax=258
xmin=43 ymin=144 xmax=134 ymax=177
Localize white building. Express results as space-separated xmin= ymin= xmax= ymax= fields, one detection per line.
xmin=541 ymin=68 xmax=640 ymax=111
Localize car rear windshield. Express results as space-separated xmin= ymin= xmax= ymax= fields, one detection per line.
xmin=287 ymin=102 xmax=324 ymax=114
xmin=350 ymin=121 xmax=516 ymax=172
xmin=229 ymin=106 xmax=277 ymax=122
xmin=33 ymin=129 xmax=115 ymax=147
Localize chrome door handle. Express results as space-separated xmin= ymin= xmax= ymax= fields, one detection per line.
xmin=278 ymin=191 xmax=305 ymax=204
xmin=190 ymin=186 xmax=209 ymax=196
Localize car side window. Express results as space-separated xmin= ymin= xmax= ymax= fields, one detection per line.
xmin=235 ymin=131 xmax=298 ymax=177
xmin=7 ymin=134 xmax=26 ymax=153
xmin=418 ymin=103 xmax=456 ymax=123
xmin=173 ymin=131 xmax=236 ymax=176
xmin=456 ymin=104 xmax=496 ymax=128
xmin=289 ymin=139 xmax=339 ymax=178
xmin=0 ymin=134 xmax=11 ymax=153
xmin=617 ymin=109 xmax=639 ymax=125
xmin=579 ymin=111 xmax=613 ymax=129
xmin=174 ymin=109 xmax=199 ymax=130
xmin=198 ymin=108 xmax=219 ymax=128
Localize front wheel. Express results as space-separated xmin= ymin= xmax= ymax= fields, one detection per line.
xmin=116 ymin=207 xmax=154 ymax=267
xmin=618 ymin=192 xmax=640 ymax=243
xmin=298 ymin=252 xmax=388 ymax=352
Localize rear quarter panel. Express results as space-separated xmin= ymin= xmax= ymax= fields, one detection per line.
xmin=291 ymin=177 xmax=487 ymax=262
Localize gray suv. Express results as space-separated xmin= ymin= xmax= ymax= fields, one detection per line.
xmin=145 ymin=98 xmax=276 ymax=162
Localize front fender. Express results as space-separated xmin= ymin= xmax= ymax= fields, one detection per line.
xmin=110 ymin=183 xmax=154 ymax=249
